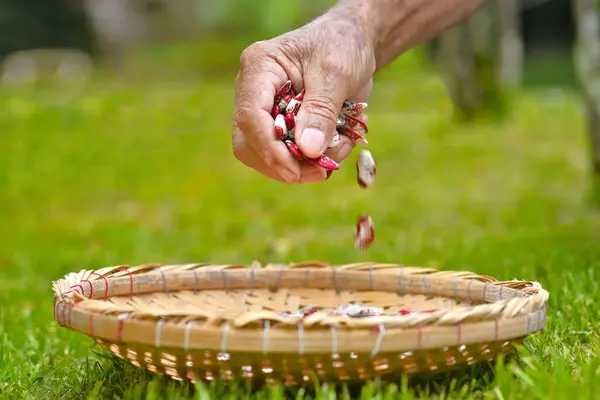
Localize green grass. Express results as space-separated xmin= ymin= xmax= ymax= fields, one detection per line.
xmin=522 ymin=48 xmax=578 ymax=89
xmin=1 ymin=49 xmax=600 ymax=399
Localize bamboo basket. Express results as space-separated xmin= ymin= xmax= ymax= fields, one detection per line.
xmin=52 ymin=262 xmax=549 ymax=385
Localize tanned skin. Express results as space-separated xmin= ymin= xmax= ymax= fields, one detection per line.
xmin=232 ymin=0 xmax=486 ymax=183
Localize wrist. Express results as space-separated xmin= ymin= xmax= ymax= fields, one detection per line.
xmin=324 ymin=0 xmax=412 ymax=69
xmin=325 ymin=0 xmax=486 ymax=70
xmin=320 ymin=0 xmax=382 ymax=63
xmin=325 ymin=0 xmax=379 ymax=43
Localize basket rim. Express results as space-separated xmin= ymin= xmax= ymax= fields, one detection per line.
xmin=52 ymin=261 xmax=549 ymax=355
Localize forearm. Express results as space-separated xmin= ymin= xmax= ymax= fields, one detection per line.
xmin=328 ymin=0 xmax=486 ymax=69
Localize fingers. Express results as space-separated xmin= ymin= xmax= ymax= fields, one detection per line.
xmin=234 ymin=129 xmax=327 ymax=184
xmin=232 ymin=40 xmax=374 ymax=184
xmin=322 ymin=83 xmax=370 ymax=168
xmin=294 ymin=59 xmax=350 ymax=159
xmin=324 ymin=134 xmax=355 ymax=163
xmin=234 ymin=119 xmax=329 ymax=184
xmin=234 ymin=48 xmax=301 ymax=182
xmin=299 ymin=165 xmax=327 ymax=183
xmin=232 ymin=128 xmax=295 ymax=183
xmin=298 ymin=111 xmax=369 ymax=183
xmin=347 ymin=78 xmax=373 ymax=104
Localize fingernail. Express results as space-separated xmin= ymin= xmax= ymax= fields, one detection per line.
xmin=298 ymin=128 xmax=327 ymax=156
xmin=325 ymin=170 xmax=333 ymax=180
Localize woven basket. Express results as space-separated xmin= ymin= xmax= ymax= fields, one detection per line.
xmin=52 ymin=262 xmax=549 ymax=385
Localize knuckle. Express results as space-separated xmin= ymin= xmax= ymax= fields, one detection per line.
xmin=304 ymin=94 xmax=339 ymax=123
xmin=239 ymin=42 xmax=262 ymax=67
xmin=232 ymin=144 xmax=245 ymax=163
xmin=239 ymin=41 xmax=272 ymax=69
xmin=320 ymin=55 xmax=353 ymax=82
xmin=234 ymin=108 xmax=253 ymax=132
xmin=278 ymin=35 xmax=306 ymax=61
xmin=232 ymin=140 xmax=256 ymax=170
xmin=319 ymin=55 xmax=342 ymax=75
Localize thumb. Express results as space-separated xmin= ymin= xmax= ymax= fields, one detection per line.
xmin=294 ymin=75 xmax=348 ymax=159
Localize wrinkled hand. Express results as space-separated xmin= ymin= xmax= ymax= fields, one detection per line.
xmin=232 ymin=16 xmax=376 ymax=183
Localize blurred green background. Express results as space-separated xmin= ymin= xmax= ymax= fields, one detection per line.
xmin=1 ymin=0 xmax=600 ymax=399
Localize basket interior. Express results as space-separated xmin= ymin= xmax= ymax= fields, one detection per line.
xmin=108 ymin=288 xmax=473 ymax=318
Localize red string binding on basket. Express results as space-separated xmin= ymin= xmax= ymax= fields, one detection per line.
xmin=89 ymin=271 xmax=110 ymax=300
xmin=67 ymin=302 xmax=74 ymax=328
xmin=59 ymin=301 xmax=72 ymax=328
xmin=68 ymin=284 xmax=85 ymax=297
xmin=54 ymin=297 xmax=78 ymax=328
xmin=88 ymin=267 xmax=134 ymax=301
xmin=81 ymin=280 xmax=93 ymax=298
xmin=54 ymin=299 xmax=62 ymax=323
xmin=112 ymin=266 xmax=134 ymax=300
xmin=54 ymin=299 xmax=73 ymax=328
xmin=69 ymin=279 xmax=94 ymax=298
xmin=62 ymin=301 xmax=68 ymax=327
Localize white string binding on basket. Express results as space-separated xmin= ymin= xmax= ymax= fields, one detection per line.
xmin=262 ymin=320 xmax=270 ymax=355
xmin=370 ymin=324 xmax=386 ymax=358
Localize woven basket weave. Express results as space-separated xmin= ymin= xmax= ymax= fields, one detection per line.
xmin=52 ymin=262 xmax=549 ymax=385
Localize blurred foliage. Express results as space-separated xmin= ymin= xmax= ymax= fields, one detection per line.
xmin=0 ymin=0 xmax=338 ymax=61
xmin=0 ymin=0 xmax=582 ymax=92
xmin=196 ymin=0 xmax=336 ymax=40
xmin=523 ymin=50 xmax=577 ymax=88
xmin=0 ymin=0 xmax=95 ymax=58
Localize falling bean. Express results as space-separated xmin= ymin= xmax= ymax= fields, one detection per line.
xmin=354 ymin=214 xmax=375 ymax=252
xmin=356 ymin=149 xmax=376 ymax=189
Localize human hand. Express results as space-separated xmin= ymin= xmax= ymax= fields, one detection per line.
xmin=232 ymin=13 xmax=376 ymax=183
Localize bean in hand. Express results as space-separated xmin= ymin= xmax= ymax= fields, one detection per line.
xmin=271 ymin=80 xmax=369 ymax=171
